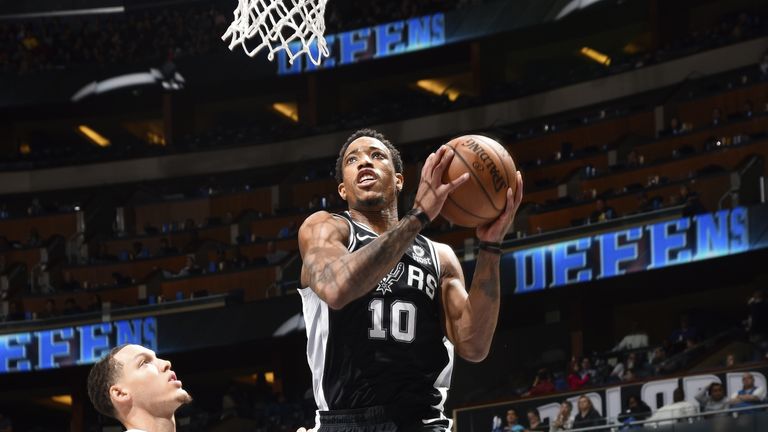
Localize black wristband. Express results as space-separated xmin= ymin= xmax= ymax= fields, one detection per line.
xmin=406 ymin=208 xmax=431 ymax=230
xmin=478 ymin=241 xmax=503 ymax=254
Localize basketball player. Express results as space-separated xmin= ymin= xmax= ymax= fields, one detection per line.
xmin=87 ymin=344 xmax=192 ymax=432
xmin=298 ymin=129 xmax=523 ymax=431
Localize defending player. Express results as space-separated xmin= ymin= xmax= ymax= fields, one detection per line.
xmin=298 ymin=129 xmax=524 ymax=431
xmin=87 ymin=344 xmax=192 ymax=432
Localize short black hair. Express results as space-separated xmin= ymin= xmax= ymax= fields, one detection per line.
xmin=673 ymin=387 xmax=685 ymax=403
xmin=87 ymin=345 xmax=128 ymax=419
xmin=334 ymin=129 xmax=403 ymax=184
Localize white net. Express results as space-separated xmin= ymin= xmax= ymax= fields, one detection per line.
xmin=222 ymin=0 xmax=329 ymax=66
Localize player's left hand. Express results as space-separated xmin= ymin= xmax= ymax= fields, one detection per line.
xmin=476 ymin=171 xmax=523 ymax=243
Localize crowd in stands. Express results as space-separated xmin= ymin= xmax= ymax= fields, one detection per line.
xmin=484 ymin=294 xmax=768 ymax=431
xmin=0 ymin=0 xmax=476 ymax=75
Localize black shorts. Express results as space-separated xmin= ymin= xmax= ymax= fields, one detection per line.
xmin=316 ymin=405 xmax=451 ymax=432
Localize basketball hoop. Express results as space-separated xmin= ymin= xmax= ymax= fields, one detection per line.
xmin=222 ymin=0 xmax=329 ymax=66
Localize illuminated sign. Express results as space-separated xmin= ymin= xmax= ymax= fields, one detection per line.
xmin=0 ymin=317 xmax=157 ymax=374
xmin=509 ymin=207 xmax=757 ymax=293
xmin=277 ymin=13 xmax=446 ymax=75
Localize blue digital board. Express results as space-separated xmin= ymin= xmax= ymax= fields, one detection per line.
xmin=0 ymin=316 xmax=157 ymax=374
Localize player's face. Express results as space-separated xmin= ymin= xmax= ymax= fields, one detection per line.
xmin=338 ymin=137 xmax=403 ymax=210
xmin=111 ymin=344 xmax=191 ymax=417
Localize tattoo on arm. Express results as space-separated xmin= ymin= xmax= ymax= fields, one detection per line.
xmin=310 ymin=215 xmax=422 ymax=306
xmin=472 ymin=251 xmax=500 ymax=300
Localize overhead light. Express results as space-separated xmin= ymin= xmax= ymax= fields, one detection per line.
xmin=580 ymin=47 xmax=611 ymax=66
xmin=51 ymin=395 xmax=72 ymax=406
xmin=272 ymin=102 xmax=299 ymax=122
xmin=264 ymin=371 xmax=275 ymax=384
xmin=416 ymin=79 xmax=461 ymax=102
xmin=78 ymin=125 xmax=110 ymax=147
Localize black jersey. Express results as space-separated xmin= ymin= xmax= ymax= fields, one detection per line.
xmin=299 ymin=211 xmax=454 ymax=428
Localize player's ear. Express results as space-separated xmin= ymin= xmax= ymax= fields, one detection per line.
xmin=395 ymin=173 xmax=404 ymax=194
xmin=110 ymin=384 xmax=130 ymax=406
xmin=338 ymin=182 xmax=347 ymax=201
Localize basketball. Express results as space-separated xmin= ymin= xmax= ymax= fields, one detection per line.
xmin=440 ymin=135 xmax=517 ymax=228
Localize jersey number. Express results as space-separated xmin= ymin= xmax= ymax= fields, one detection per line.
xmin=368 ymin=299 xmax=416 ymax=343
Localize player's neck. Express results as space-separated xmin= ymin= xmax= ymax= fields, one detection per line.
xmin=349 ymin=206 xmax=399 ymax=234
xmin=123 ymin=411 xmax=176 ymax=432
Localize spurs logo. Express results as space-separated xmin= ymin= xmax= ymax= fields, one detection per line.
xmin=376 ymin=262 xmax=405 ymax=295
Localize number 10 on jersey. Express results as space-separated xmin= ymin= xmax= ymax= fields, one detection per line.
xmin=368 ymin=299 xmax=417 ymax=343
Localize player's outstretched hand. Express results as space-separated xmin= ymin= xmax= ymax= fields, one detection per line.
xmin=413 ymin=145 xmax=470 ymax=221
xmin=477 ymin=171 xmax=523 ymax=243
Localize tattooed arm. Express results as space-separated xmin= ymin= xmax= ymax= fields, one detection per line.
xmin=299 ymin=145 xmax=468 ymax=310
xmin=299 ymin=211 xmax=424 ymax=309
xmin=440 ymin=172 xmax=523 ymax=362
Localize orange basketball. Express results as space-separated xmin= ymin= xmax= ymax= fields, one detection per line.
xmin=440 ymin=135 xmax=517 ymax=228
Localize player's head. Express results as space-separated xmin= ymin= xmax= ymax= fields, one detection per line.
xmin=87 ymin=344 xmax=191 ymax=424
xmin=335 ymin=129 xmax=404 ymax=209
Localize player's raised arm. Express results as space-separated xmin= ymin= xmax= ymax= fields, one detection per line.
xmin=440 ymin=171 xmax=523 ymax=362
xmin=298 ymin=145 xmax=467 ymax=310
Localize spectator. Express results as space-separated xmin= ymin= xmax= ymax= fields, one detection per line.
xmin=173 ymin=254 xmax=202 ymax=278
xmin=527 ymin=408 xmax=548 ymax=431
xmin=589 ymin=198 xmax=616 ymax=223
xmin=649 ymin=347 xmax=667 ymax=375
xmin=669 ymin=315 xmax=697 ymax=353
xmin=760 ymin=52 xmax=768 ymax=80
xmin=86 ymin=294 xmax=102 ymax=312
xmin=3 ymin=301 xmax=25 ymax=322
xmin=265 ymin=240 xmax=289 ymax=265
xmin=526 ymin=368 xmax=555 ymax=397
xmin=492 ymin=408 xmax=525 ymax=432
xmin=663 ymin=116 xmax=683 ymax=136
xmin=572 ymin=395 xmax=603 ymax=428
xmin=567 ymin=360 xmax=590 ymax=390
xmin=277 ymin=221 xmax=298 ymax=239
xmin=647 ymin=387 xmax=698 ymax=426
xmin=580 ymin=358 xmax=597 ymax=381
xmin=613 ymin=322 xmax=649 ymax=351
xmin=711 ymin=108 xmax=722 ymax=126
xmin=549 ymin=401 xmax=573 ymax=431
xmin=62 ymin=297 xmax=83 ymax=315
xmin=742 ymin=100 xmax=754 ymax=118
xmin=747 ymin=289 xmax=768 ymax=357
xmin=725 ymin=353 xmax=737 ymax=368
xmin=675 ymin=184 xmax=705 ymax=217
xmin=27 ymin=198 xmax=42 ymax=216
xmin=695 ymin=382 xmax=729 ymax=413
xmin=729 ymin=372 xmax=766 ymax=409
xmin=610 ymin=352 xmax=640 ymax=382
xmin=60 ymin=271 xmax=81 ymax=291
xmin=131 ymin=241 xmax=150 ymax=260
xmin=111 ymin=271 xmax=132 ymax=285
xmin=618 ymin=395 xmax=652 ymax=424
xmin=38 ymin=298 xmax=59 ymax=319
xmin=156 ymin=237 xmax=179 ymax=256
xmin=27 ymin=228 xmax=41 ymax=247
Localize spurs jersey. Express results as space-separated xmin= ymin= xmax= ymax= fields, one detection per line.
xmin=299 ymin=211 xmax=454 ymax=428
